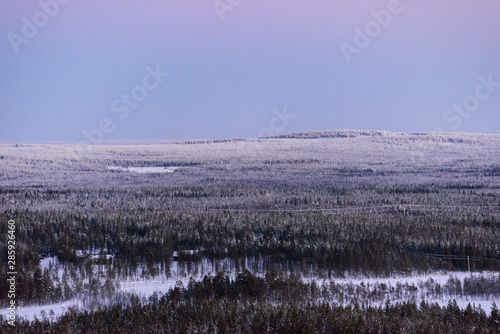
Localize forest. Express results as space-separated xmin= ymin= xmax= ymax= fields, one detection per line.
xmin=0 ymin=130 xmax=499 ymax=332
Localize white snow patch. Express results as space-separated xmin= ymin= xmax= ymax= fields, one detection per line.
xmin=119 ymin=280 xmax=179 ymax=298
xmin=107 ymin=166 xmax=180 ymax=173
xmin=5 ymin=266 xmax=498 ymax=322
xmin=2 ymin=299 xmax=80 ymax=322
xmin=307 ymin=271 xmax=492 ymax=286
xmin=39 ymin=257 xmax=56 ymax=271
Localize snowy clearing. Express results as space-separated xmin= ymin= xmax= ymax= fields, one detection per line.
xmin=107 ymin=166 xmax=180 ymax=173
xmin=4 ymin=269 xmax=498 ymax=322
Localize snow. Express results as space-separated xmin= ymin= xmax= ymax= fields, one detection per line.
xmin=119 ymin=280 xmax=179 ymax=298
xmin=39 ymin=257 xmax=56 ymax=271
xmin=172 ymin=250 xmax=199 ymax=258
xmin=312 ymin=270 xmax=489 ymax=286
xmin=7 ymin=250 xmax=500 ymax=323
xmin=4 ymin=266 xmax=498 ymax=323
xmin=302 ymin=271 xmax=499 ymax=314
xmin=5 ymin=300 xmax=80 ymax=323
xmin=107 ymin=166 xmax=180 ymax=173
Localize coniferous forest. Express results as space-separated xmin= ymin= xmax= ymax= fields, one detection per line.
xmin=1 ymin=131 xmax=500 ymax=333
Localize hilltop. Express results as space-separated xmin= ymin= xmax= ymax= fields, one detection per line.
xmin=0 ymin=130 xmax=498 ymax=188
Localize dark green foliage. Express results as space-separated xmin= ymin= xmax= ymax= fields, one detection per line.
xmin=1 ymin=184 xmax=500 ymax=307
xmin=1 ymin=271 xmax=498 ymax=333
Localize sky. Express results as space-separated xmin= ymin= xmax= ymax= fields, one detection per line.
xmin=0 ymin=0 xmax=499 ymax=143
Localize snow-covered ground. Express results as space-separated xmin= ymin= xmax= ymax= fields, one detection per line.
xmin=12 ymin=300 xmax=80 ymax=322
xmin=107 ymin=166 xmax=180 ymax=173
xmin=303 ymin=271 xmax=499 ymax=314
xmin=3 ymin=132 xmax=499 ymax=189
xmin=304 ymin=270 xmax=493 ymax=286
xmin=39 ymin=257 xmax=56 ymax=271
xmin=4 ymin=268 xmax=498 ymax=322
xmin=7 ymin=254 xmax=500 ymax=322
xmin=119 ymin=280 xmax=179 ymax=298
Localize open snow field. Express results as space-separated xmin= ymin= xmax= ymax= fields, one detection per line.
xmin=1 ymin=131 xmax=499 ymax=189
xmin=107 ymin=166 xmax=180 ymax=173
xmin=6 ymin=268 xmax=498 ymax=321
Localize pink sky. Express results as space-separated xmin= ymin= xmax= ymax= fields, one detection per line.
xmin=1 ymin=0 xmax=499 ymax=141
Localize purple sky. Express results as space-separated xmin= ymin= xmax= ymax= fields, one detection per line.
xmin=1 ymin=0 xmax=499 ymax=143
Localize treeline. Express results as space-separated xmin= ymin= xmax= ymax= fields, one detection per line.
xmin=266 ymin=129 xmax=499 ymax=144
xmin=1 ymin=202 xmax=500 ymax=305
xmin=175 ymin=271 xmax=500 ymax=306
xmin=266 ymin=129 xmax=390 ymax=139
xmin=2 ymin=183 xmax=499 ymax=213
xmin=2 ymin=271 xmax=499 ymax=333
xmin=0 ymin=182 xmax=498 ymax=307
xmin=2 ymin=208 xmax=500 ymax=277
xmin=0 ymin=254 xmax=118 ymax=307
